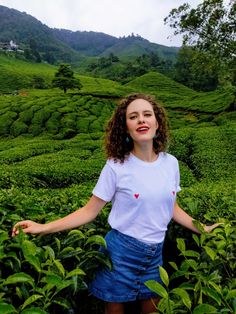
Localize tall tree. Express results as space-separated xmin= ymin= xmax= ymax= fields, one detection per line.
xmin=52 ymin=64 xmax=82 ymax=93
xmin=174 ymin=46 xmax=219 ymax=91
xmin=165 ymin=0 xmax=236 ymax=86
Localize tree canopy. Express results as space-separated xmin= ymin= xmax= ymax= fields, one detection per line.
xmin=52 ymin=64 xmax=82 ymax=93
xmin=165 ymin=0 xmax=236 ymax=87
xmin=165 ymin=0 xmax=235 ymax=60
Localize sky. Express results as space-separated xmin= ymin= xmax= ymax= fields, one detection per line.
xmin=0 ymin=0 xmax=203 ymax=47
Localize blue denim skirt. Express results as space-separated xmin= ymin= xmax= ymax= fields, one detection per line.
xmin=88 ymin=229 xmax=163 ymax=302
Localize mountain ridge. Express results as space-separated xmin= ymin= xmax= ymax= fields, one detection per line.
xmin=0 ymin=5 xmax=179 ymax=63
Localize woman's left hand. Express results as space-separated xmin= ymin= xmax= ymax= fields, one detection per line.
xmin=204 ymin=223 xmax=223 ymax=233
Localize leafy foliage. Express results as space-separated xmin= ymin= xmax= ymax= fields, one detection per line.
xmin=165 ymin=0 xmax=236 ymax=61
xmin=0 ymin=121 xmax=235 ymax=312
xmin=165 ymin=0 xmax=236 ymax=87
xmin=146 ymin=222 xmax=236 ymax=313
xmin=173 ymin=47 xmax=219 ymax=91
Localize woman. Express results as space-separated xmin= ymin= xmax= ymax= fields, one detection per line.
xmin=12 ymin=93 xmax=219 ymax=314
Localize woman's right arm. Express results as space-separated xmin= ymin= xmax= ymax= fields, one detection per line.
xmin=12 ymin=195 xmax=107 ymax=236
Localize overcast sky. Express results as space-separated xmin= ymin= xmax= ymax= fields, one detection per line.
xmin=0 ymin=0 xmax=203 ymax=47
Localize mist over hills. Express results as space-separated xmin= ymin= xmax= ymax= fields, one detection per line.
xmin=0 ymin=5 xmax=178 ymax=64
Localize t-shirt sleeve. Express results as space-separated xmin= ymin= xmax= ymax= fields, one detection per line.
xmin=175 ymin=160 xmax=181 ymax=192
xmin=92 ymin=162 xmax=117 ymax=202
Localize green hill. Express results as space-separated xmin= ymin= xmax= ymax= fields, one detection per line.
xmin=0 ymin=55 xmax=235 ymax=135
xmin=0 ymin=5 xmax=82 ymax=63
xmin=101 ymin=36 xmax=178 ymax=61
xmin=126 ymin=72 xmax=235 ymax=127
xmin=0 ymin=55 xmax=55 ymax=92
xmin=0 ymin=5 xmax=178 ymax=65
xmin=0 ymin=54 xmax=132 ymax=95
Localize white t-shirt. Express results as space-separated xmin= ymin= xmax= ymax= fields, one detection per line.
xmin=93 ymin=152 xmax=181 ymax=244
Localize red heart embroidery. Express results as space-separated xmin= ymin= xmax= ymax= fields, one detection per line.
xmin=134 ymin=194 xmax=139 ymax=199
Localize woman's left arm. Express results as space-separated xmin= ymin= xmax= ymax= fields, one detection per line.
xmin=173 ymin=202 xmax=220 ymax=233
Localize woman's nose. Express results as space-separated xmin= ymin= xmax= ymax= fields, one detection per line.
xmin=138 ymin=116 xmax=145 ymax=123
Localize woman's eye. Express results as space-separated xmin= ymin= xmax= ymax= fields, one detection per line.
xmin=145 ymin=113 xmax=152 ymax=117
xmin=130 ymin=116 xmax=136 ymax=120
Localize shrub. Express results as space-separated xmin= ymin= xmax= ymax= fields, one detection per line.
xmin=10 ymin=120 xmax=28 ymax=137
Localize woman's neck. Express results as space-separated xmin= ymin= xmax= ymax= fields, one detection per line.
xmin=131 ymin=144 xmax=157 ymax=162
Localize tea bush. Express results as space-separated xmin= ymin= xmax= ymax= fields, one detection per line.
xmin=0 ymin=80 xmax=235 ymax=312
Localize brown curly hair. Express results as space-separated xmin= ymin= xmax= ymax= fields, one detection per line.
xmin=105 ymin=93 xmax=169 ymax=162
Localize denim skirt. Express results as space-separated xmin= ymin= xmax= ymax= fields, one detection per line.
xmin=88 ymin=229 xmax=163 ymax=302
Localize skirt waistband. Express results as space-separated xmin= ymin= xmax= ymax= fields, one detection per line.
xmin=112 ymin=229 xmax=163 ymax=253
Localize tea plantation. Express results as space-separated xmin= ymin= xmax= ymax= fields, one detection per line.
xmin=0 ymin=57 xmax=235 ymax=313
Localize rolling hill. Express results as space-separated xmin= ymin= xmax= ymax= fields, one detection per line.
xmin=0 ymin=5 xmax=178 ymax=64
xmin=0 ymin=55 xmax=235 ymax=137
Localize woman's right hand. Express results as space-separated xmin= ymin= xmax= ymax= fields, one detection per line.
xmin=12 ymin=220 xmax=46 ymax=237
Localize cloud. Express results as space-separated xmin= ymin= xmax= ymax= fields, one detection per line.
xmin=0 ymin=0 xmax=203 ymax=46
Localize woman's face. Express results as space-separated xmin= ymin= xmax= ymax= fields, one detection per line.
xmin=126 ymin=98 xmax=158 ymax=144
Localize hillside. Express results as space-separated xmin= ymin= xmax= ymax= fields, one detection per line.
xmin=0 ymin=54 xmax=132 ymax=95
xmin=0 ymin=54 xmax=235 ymax=139
xmin=51 ymin=29 xmax=118 ymax=56
xmin=100 ymin=36 xmax=178 ymax=61
xmin=0 ymin=5 xmax=178 ymax=64
xmin=126 ymin=72 xmax=235 ymax=113
xmin=0 ymin=5 xmax=82 ymax=64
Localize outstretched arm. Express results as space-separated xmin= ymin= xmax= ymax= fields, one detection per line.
xmin=12 ymin=195 xmax=107 ymax=236
xmin=173 ymin=202 xmax=220 ymax=233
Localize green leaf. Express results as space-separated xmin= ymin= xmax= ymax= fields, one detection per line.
xmin=0 ymin=303 xmax=17 ymax=313
xmin=208 ymin=281 xmax=222 ymax=294
xmin=85 ymin=235 xmax=107 ymax=248
xmin=22 ymin=240 xmax=37 ymax=256
xmin=184 ymin=250 xmax=200 ymax=258
xmin=145 ymin=280 xmax=168 ymax=298
xmin=215 ymin=240 xmax=226 ymax=250
xmin=21 ymin=307 xmax=48 ymax=314
xmin=203 ymin=246 xmax=216 ymax=260
xmin=52 ymin=297 xmax=71 ymax=309
xmin=202 ymin=287 xmax=221 ymax=305
xmin=24 ymin=255 xmax=41 ymax=273
xmin=226 ymin=289 xmax=236 ymax=300
xmin=68 ymin=229 xmax=85 ymax=239
xmin=66 ymin=268 xmax=86 ymax=278
xmin=43 ymin=246 xmax=55 ymax=260
xmin=0 ymin=231 xmax=9 ymax=243
xmin=21 ymin=294 xmax=43 ymax=310
xmin=54 ymin=259 xmax=65 ymax=277
xmin=186 ymin=259 xmax=198 ymax=270
xmin=171 ymin=288 xmax=191 ymax=309
xmin=59 ymin=246 xmax=82 ymax=259
xmin=94 ymin=254 xmax=112 ymax=271
xmin=193 ymin=303 xmax=217 ymax=314
xmin=192 ymin=234 xmax=200 ymax=246
xmin=41 ymin=274 xmax=62 ymax=286
xmin=55 ymin=237 xmax=61 ymax=252
xmin=177 ymin=238 xmax=186 ymax=253
xmin=169 ymin=261 xmax=178 ymax=270
xmin=3 ymin=272 xmax=34 ymax=286
xmin=159 ymin=266 xmax=169 ymax=287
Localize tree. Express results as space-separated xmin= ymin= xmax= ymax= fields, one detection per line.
xmin=165 ymin=0 xmax=236 ymax=86
xmin=52 ymin=64 xmax=82 ymax=93
xmin=174 ymin=46 xmax=219 ymax=91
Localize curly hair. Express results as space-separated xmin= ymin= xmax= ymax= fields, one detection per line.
xmin=105 ymin=93 xmax=169 ymax=163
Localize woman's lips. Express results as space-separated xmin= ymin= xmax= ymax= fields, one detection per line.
xmin=136 ymin=126 xmax=149 ymax=133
